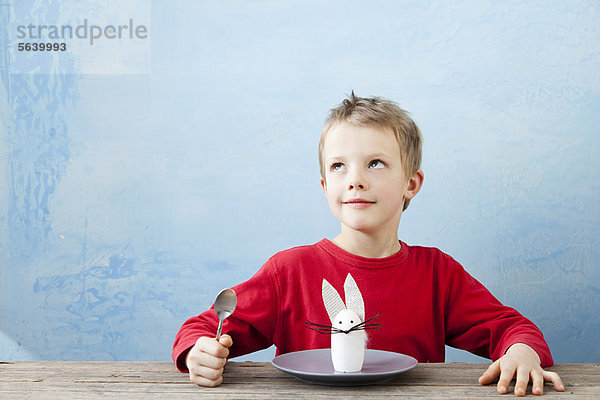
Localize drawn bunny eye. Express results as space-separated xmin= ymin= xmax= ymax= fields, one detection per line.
xmin=350 ymin=320 xmax=354 ymax=324
xmin=338 ymin=321 xmax=342 ymax=324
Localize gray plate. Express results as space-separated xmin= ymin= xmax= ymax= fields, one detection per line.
xmin=271 ymin=348 xmax=418 ymax=386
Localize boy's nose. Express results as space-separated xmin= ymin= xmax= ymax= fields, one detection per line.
xmin=347 ymin=167 xmax=368 ymax=191
xmin=347 ymin=174 xmax=368 ymax=191
xmin=348 ymin=182 xmax=365 ymax=190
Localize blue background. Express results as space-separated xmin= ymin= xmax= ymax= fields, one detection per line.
xmin=1 ymin=1 xmax=599 ymax=363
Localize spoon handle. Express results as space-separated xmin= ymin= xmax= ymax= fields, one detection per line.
xmin=216 ymin=320 xmax=224 ymax=340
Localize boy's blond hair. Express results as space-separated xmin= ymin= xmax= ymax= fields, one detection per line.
xmin=318 ymin=92 xmax=423 ymax=211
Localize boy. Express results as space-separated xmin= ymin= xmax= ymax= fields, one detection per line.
xmin=173 ymin=93 xmax=564 ymax=396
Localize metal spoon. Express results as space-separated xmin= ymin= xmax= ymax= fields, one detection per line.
xmin=214 ymin=288 xmax=237 ymax=340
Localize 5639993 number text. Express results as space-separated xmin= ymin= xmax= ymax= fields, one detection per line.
xmin=18 ymin=42 xmax=67 ymax=51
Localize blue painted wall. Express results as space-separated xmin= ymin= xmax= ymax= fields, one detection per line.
xmin=1 ymin=1 xmax=598 ymax=363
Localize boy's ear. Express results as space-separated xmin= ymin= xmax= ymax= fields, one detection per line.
xmin=404 ymin=169 xmax=424 ymax=201
xmin=320 ymin=177 xmax=327 ymax=194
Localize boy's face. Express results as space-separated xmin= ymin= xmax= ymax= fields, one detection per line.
xmin=320 ymin=122 xmax=422 ymax=237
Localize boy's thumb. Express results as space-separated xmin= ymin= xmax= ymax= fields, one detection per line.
xmin=219 ymin=334 xmax=233 ymax=348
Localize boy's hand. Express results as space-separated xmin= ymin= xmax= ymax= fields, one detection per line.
xmin=478 ymin=343 xmax=564 ymax=396
xmin=185 ymin=334 xmax=233 ymax=387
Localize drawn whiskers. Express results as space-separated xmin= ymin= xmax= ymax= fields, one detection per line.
xmin=305 ymin=314 xmax=382 ymax=335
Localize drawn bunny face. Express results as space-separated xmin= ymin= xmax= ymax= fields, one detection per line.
xmin=333 ymin=309 xmax=362 ymax=332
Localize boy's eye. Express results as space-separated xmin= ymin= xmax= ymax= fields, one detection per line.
xmin=369 ymin=159 xmax=385 ymax=169
xmin=331 ymin=163 xmax=345 ymax=172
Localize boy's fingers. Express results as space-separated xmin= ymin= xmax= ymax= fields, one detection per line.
xmin=497 ymin=365 xmax=516 ymax=394
xmin=219 ymin=334 xmax=233 ymax=348
xmin=190 ymin=372 xmax=223 ymax=387
xmin=478 ymin=360 xmax=500 ymax=385
xmin=542 ymin=370 xmax=565 ymax=392
xmin=195 ymin=336 xmax=230 ymax=358
xmin=195 ymin=351 xmax=228 ymax=370
xmin=513 ymin=366 xmax=530 ymax=397
xmin=531 ymin=370 xmax=544 ymax=395
xmin=189 ymin=365 xmax=224 ymax=382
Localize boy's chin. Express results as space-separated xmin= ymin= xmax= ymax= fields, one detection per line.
xmin=338 ymin=217 xmax=402 ymax=236
xmin=340 ymin=223 xmax=390 ymax=235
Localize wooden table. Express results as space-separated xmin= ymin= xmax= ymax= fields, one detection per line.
xmin=1 ymin=361 xmax=597 ymax=399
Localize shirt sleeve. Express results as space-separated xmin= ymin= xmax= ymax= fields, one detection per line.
xmin=443 ymin=260 xmax=554 ymax=367
xmin=172 ymin=259 xmax=281 ymax=372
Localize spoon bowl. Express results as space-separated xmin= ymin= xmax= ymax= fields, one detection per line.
xmin=214 ymin=288 xmax=237 ymax=340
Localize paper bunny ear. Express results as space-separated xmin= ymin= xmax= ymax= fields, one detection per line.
xmin=322 ymin=278 xmax=346 ymax=324
xmin=344 ymin=273 xmax=365 ymax=322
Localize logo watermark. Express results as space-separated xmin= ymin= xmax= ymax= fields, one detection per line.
xmin=16 ymin=19 xmax=148 ymax=46
xmin=10 ymin=0 xmax=151 ymax=74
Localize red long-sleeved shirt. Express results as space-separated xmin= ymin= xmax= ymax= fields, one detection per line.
xmin=173 ymin=239 xmax=553 ymax=371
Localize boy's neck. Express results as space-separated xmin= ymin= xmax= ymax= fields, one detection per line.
xmin=332 ymin=229 xmax=401 ymax=258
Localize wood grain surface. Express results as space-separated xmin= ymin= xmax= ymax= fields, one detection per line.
xmin=0 ymin=361 xmax=597 ymax=399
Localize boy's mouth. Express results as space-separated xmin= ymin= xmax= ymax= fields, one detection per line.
xmin=343 ymin=198 xmax=375 ymax=204
xmin=343 ymin=199 xmax=376 ymax=208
